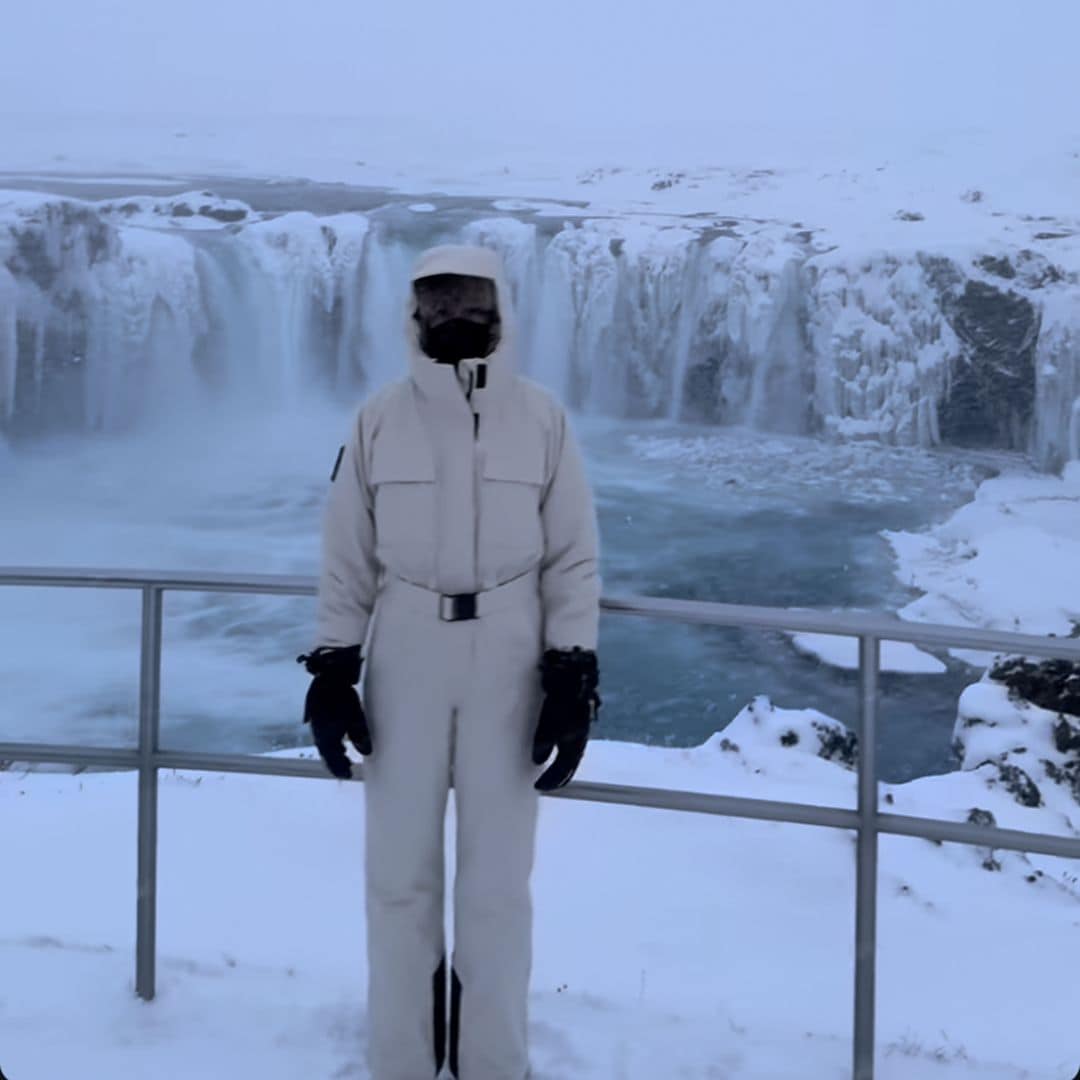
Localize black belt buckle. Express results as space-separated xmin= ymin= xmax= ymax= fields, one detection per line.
xmin=440 ymin=593 xmax=478 ymax=622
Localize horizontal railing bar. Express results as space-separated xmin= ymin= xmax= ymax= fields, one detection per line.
xmin=0 ymin=567 xmax=316 ymax=596
xmin=1 ymin=742 xmax=859 ymax=829
xmin=878 ymin=812 xmax=1080 ymax=861
xmin=156 ymin=751 xmax=859 ymax=829
xmin=602 ymin=594 xmax=1080 ymax=661
xmin=3 ymin=567 xmax=1080 ymax=660
xmin=5 ymin=744 xmax=1077 ymax=859
xmin=0 ymin=742 xmax=140 ymax=769
xmin=153 ymin=749 xmax=346 ymax=780
xmin=548 ymin=779 xmax=860 ymax=828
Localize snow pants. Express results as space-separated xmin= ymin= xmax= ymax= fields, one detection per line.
xmin=362 ymin=572 xmax=543 ymax=1080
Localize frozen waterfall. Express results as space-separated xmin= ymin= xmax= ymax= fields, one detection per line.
xmin=2 ymin=190 xmax=1078 ymax=468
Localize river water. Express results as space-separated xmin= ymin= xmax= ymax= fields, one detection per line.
xmin=0 ymin=406 xmax=991 ymax=782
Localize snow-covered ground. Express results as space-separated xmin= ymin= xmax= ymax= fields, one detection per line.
xmin=886 ymin=462 xmax=1080 ymax=665
xmin=2 ymin=114 xmax=1079 ymax=252
xmin=4 ymin=696 xmax=1078 ymax=1080
xmin=788 ymin=632 xmax=946 ymax=675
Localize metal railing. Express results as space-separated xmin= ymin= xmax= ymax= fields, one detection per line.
xmin=2 ymin=566 xmax=1079 ymax=1080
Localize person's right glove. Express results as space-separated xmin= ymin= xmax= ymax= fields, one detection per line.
xmin=532 ymin=647 xmax=600 ymax=791
xmin=296 ymin=644 xmax=372 ymax=780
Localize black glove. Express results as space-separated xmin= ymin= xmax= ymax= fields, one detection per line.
xmin=297 ymin=645 xmax=372 ymax=779
xmin=532 ymin=647 xmax=600 ymax=792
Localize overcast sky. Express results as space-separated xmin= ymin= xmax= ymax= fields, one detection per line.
xmin=1 ymin=0 xmax=1076 ymax=158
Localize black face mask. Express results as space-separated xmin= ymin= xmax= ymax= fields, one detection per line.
xmin=420 ymin=317 xmax=498 ymax=364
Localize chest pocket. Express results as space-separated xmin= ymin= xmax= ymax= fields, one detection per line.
xmin=479 ymin=442 xmax=546 ymax=585
xmin=370 ymin=438 xmax=437 ymax=583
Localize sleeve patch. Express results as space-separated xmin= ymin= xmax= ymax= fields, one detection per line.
xmin=330 ymin=445 xmax=345 ymax=482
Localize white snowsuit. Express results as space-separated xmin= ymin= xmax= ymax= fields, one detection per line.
xmin=315 ymin=245 xmax=601 ymax=1079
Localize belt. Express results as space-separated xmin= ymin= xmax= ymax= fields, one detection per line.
xmin=382 ymin=571 xmax=539 ymax=622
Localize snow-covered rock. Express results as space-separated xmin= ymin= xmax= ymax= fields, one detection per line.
xmin=716 ymin=694 xmax=859 ymax=769
xmin=953 ymin=664 xmax=1080 ymax=809
xmin=885 ymin=464 xmax=1080 ymax=660
xmin=96 ymin=191 xmax=252 ymax=229
xmin=991 ymin=655 xmax=1080 ymax=722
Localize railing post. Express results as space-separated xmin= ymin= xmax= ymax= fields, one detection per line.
xmin=136 ymin=585 xmax=163 ymax=1002
xmin=853 ymin=635 xmax=880 ymax=1079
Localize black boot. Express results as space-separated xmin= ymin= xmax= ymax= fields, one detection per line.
xmin=433 ymin=956 xmax=448 ymax=1076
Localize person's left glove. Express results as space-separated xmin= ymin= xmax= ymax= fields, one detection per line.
xmin=296 ymin=645 xmax=372 ymax=779
xmin=532 ymin=647 xmax=601 ymax=791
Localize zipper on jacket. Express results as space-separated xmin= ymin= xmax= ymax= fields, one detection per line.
xmin=461 ymin=362 xmax=482 ymax=591
xmin=471 ymin=382 xmax=480 ymax=591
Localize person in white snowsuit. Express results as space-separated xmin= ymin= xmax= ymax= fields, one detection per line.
xmin=298 ymin=244 xmax=602 ymax=1080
